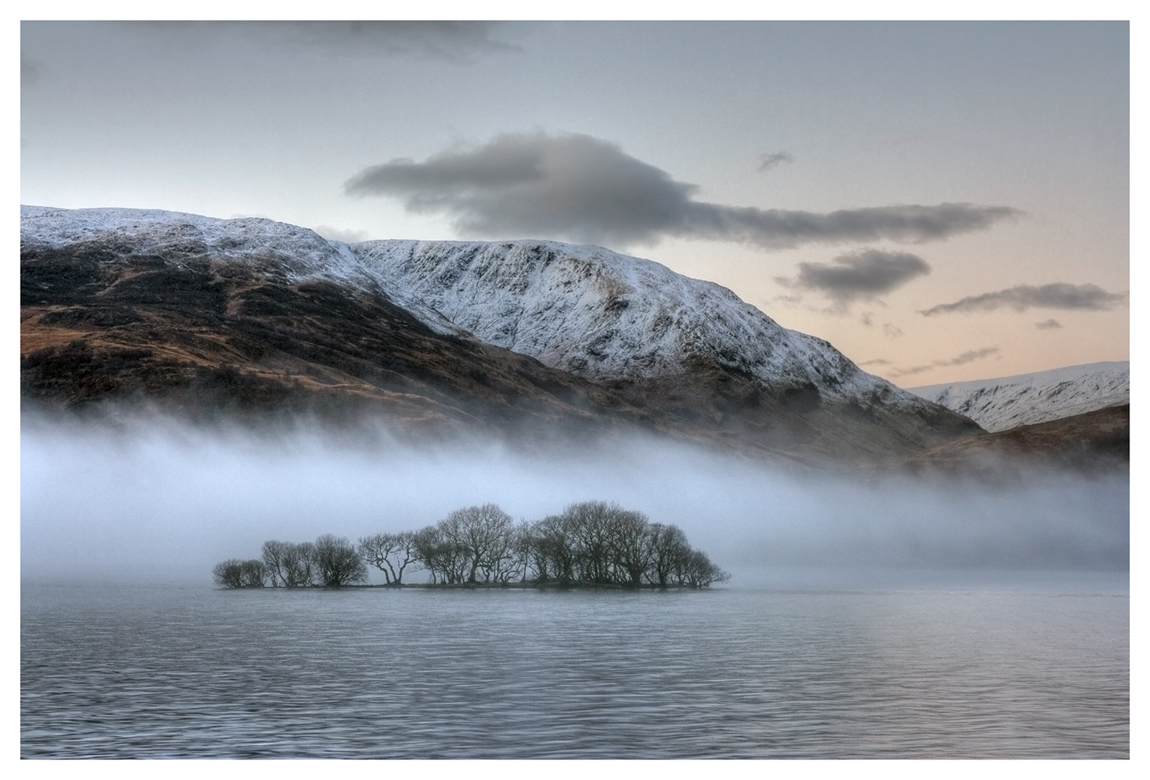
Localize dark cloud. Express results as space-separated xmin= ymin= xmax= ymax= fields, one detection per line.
xmin=890 ymin=346 xmax=1000 ymax=378
xmin=127 ymin=21 xmax=519 ymax=61
xmin=859 ymin=358 xmax=891 ymax=367
xmin=859 ymin=317 xmax=904 ymax=339
xmin=255 ymin=21 xmax=520 ymax=59
xmin=789 ymin=249 xmax=931 ymax=305
xmin=314 ymin=225 xmax=369 ymax=243
xmin=345 ymin=132 xmax=1021 ymax=250
xmin=759 ymin=151 xmax=794 ymax=172
xmin=920 ymin=283 xmax=1127 ymax=316
xmin=947 ymin=347 xmax=1001 ymax=366
xmin=21 ymin=56 xmax=42 ymax=86
xmin=891 ymin=364 xmax=936 ymax=378
xmin=1035 ymin=319 xmax=1063 ymax=330
xmin=771 ymin=293 xmax=804 ymax=305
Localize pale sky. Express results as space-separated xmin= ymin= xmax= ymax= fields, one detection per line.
xmin=19 ymin=16 xmax=1131 ymax=386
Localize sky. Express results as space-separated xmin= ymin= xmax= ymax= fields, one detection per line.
xmin=19 ymin=17 xmax=1131 ymax=387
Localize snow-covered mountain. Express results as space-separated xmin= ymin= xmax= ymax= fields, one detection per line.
xmin=350 ymin=239 xmax=930 ymax=410
xmin=22 ymin=205 xmax=926 ymax=407
xmin=19 ymin=205 xmax=465 ymax=335
xmin=907 ymin=362 xmax=1129 ymax=433
xmin=22 ymin=206 xmax=978 ymax=460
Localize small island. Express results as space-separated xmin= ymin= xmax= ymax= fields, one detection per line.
xmin=214 ymin=501 xmax=729 ymax=590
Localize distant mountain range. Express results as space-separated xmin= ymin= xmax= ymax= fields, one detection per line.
xmin=903 ymin=403 xmax=1128 ymax=477
xmin=907 ymin=362 xmax=1129 ymax=433
xmin=23 ymin=206 xmax=1125 ymax=471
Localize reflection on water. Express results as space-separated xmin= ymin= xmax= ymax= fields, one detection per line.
xmin=21 ymin=576 xmax=1128 ymax=758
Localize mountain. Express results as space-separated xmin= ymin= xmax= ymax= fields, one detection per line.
xmin=347 ymin=238 xmax=982 ymax=459
xmin=907 ymin=362 xmax=1129 ymax=433
xmin=903 ymin=404 xmax=1129 ymax=477
xmin=20 ymin=206 xmax=662 ymax=445
xmin=21 ymin=206 xmax=979 ymax=464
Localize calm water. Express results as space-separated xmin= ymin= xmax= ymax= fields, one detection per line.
xmin=21 ymin=576 xmax=1128 ymax=759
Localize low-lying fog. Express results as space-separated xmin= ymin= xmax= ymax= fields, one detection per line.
xmin=21 ymin=414 xmax=1129 ymax=587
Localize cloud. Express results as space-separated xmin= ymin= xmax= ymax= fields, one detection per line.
xmin=920 ymin=283 xmax=1127 ymax=316
xmin=947 ymin=346 xmax=1001 ymax=366
xmin=889 ymin=346 xmax=1000 ymax=378
xmin=344 ymin=132 xmax=1021 ymax=250
xmin=770 ymin=293 xmax=804 ymax=305
xmin=255 ymin=21 xmax=520 ymax=59
xmin=758 ymin=151 xmax=794 ymax=172
xmin=314 ymin=225 xmax=369 ymax=243
xmin=883 ymin=323 xmax=904 ymax=339
xmin=891 ymin=364 xmax=937 ymax=378
xmin=786 ymin=249 xmax=931 ymax=306
xmin=128 ymin=21 xmax=519 ymax=61
xmin=1035 ymin=319 xmax=1063 ymax=330
xmin=21 ymin=56 xmax=43 ymax=86
xmin=859 ymin=358 xmax=891 ymax=367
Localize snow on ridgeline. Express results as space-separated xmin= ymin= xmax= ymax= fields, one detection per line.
xmin=906 ymin=362 xmax=1129 ymax=433
xmin=350 ymin=239 xmax=926 ymax=410
xmin=21 ymin=205 xmax=928 ymax=412
xmin=19 ymin=205 xmax=464 ymax=336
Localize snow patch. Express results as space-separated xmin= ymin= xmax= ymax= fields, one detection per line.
xmin=907 ymin=362 xmax=1129 ymax=432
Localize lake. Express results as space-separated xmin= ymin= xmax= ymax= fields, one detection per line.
xmin=21 ymin=573 xmax=1128 ymax=759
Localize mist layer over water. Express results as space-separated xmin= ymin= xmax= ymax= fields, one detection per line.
xmin=21 ymin=415 xmax=1128 ymax=584
xmin=21 ymin=416 xmax=1129 ymax=758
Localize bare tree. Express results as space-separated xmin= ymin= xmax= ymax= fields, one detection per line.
xmin=511 ymin=521 xmax=535 ymax=583
xmin=261 ymin=540 xmax=290 ymax=587
xmin=213 ymin=559 xmax=245 ymax=588
xmin=283 ymin=542 xmax=317 ymax=587
xmin=563 ymin=501 xmax=618 ymax=584
xmin=312 ymin=534 xmax=368 ymax=587
xmin=678 ymin=549 xmax=731 ymax=588
xmin=263 ymin=540 xmax=316 ymax=587
xmin=358 ymin=531 xmax=419 ymax=585
xmin=440 ymin=504 xmax=518 ymax=584
xmin=530 ymin=513 xmax=577 ymax=585
xmin=488 ymin=522 xmax=525 ymax=584
xmin=413 ymin=524 xmax=467 ymax=584
xmin=645 ymin=523 xmax=691 ymax=588
xmin=214 ymin=559 xmax=265 ymax=588
xmin=609 ymin=508 xmax=654 ymax=587
xmin=240 ymin=559 xmax=267 ymax=587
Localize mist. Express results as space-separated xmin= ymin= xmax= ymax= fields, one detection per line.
xmin=21 ymin=413 xmax=1128 ymax=586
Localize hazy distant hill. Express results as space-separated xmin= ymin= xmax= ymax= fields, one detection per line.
xmin=21 ymin=206 xmax=979 ymax=464
xmin=903 ymin=403 xmax=1128 ymax=476
xmin=907 ymin=362 xmax=1129 ymax=433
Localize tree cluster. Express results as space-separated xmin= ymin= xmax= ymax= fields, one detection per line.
xmin=213 ymin=534 xmax=368 ymax=589
xmin=213 ymin=501 xmax=729 ymax=589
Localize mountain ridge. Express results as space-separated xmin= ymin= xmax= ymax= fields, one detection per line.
xmin=907 ymin=361 xmax=1129 ymax=433
xmin=22 ymin=205 xmax=982 ymax=464
xmin=903 ymin=403 xmax=1129 ymax=477
xmin=20 ymin=204 xmax=936 ymax=407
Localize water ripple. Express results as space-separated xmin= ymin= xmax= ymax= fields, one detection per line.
xmin=21 ymin=584 xmax=1128 ymax=758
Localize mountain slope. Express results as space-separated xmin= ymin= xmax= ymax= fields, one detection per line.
xmin=907 ymin=362 xmax=1129 ymax=433
xmin=20 ymin=206 xmax=663 ymax=443
xmin=347 ymin=239 xmax=978 ymax=458
xmin=21 ymin=206 xmax=979 ymax=462
xmin=903 ymin=404 xmax=1128 ymax=477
